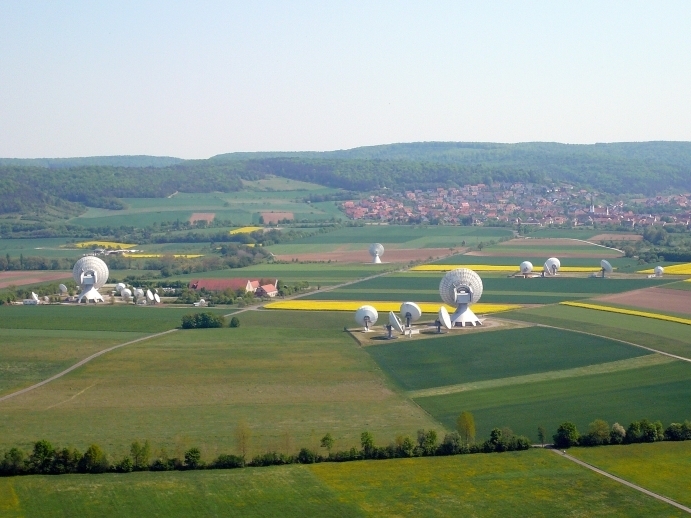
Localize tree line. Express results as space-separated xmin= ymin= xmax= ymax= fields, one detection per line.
xmin=551 ymin=418 xmax=691 ymax=448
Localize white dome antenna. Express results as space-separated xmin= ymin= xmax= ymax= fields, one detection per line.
xmin=72 ymin=256 xmax=109 ymax=303
xmin=439 ymin=268 xmax=484 ymax=327
xmin=654 ymin=265 xmax=664 ymax=278
xmin=519 ymin=261 xmax=533 ymax=277
xmin=355 ymin=305 xmax=378 ymax=332
xmin=543 ymin=257 xmax=561 ymax=277
xmin=368 ymin=243 xmax=384 ymax=264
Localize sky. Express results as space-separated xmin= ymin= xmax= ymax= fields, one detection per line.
xmin=1 ymin=1 xmax=690 ymax=159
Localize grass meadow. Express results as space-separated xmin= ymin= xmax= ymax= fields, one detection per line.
xmin=0 ymin=329 xmax=144 ymax=396
xmin=569 ymin=441 xmax=691 ymax=508
xmin=0 ymin=450 xmax=683 ymax=517
xmin=0 ymin=310 xmax=438 ymax=458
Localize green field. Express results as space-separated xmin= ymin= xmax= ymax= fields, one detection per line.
xmin=415 ymin=360 xmax=691 ymax=441
xmin=0 ymin=237 xmax=82 ymax=259
xmin=432 ymin=254 xmax=648 ymax=269
xmin=0 ymin=310 xmax=438 ymax=457
xmin=0 ymin=450 xmax=683 ymax=517
xmin=365 ymin=327 xmax=648 ymax=391
xmin=303 ymin=273 xmax=673 ymax=303
xmin=268 ymin=225 xmax=513 ymax=254
xmin=0 ymin=305 xmax=230 ymax=333
xmin=507 ymin=305 xmax=691 ymax=359
xmin=570 ymin=442 xmax=691 ymax=508
xmin=0 ymin=329 xmax=144 ymax=396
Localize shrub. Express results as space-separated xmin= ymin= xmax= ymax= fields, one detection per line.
xmin=297 ymin=448 xmax=319 ymax=464
xmin=181 ymin=312 xmax=225 ymax=329
xmin=79 ymin=444 xmax=110 ymax=474
xmin=116 ymin=456 xmax=134 ymax=473
xmin=581 ymin=419 xmax=610 ymax=446
xmin=553 ymin=422 xmax=580 ymax=448
xmin=229 ymin=316 xmax=240 ymax=328
xmin=211 ymin=454 xmax=244 ymax=469
xmin=184 ymin=448 xmax=203 ymax=469
xmin=610 ymin=422 xmax=626 ymax=444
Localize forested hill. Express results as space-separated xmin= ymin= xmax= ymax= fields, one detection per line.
xmin=2 ymin=141 xmax=691 ymax=217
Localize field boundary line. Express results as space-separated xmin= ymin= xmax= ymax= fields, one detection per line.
xmin=0 ymin=329 xmax=178 ymax=404
xmin=408 ymin=354 xmax=674 ymax=398
xmin=497 ymin=316 xmax=691 ymax=363
xmin=550 ymin=449 xmax=691 ymax=514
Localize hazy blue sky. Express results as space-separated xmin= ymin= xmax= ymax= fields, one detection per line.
xmin=1 ymin=1 xmax=689 ymax=158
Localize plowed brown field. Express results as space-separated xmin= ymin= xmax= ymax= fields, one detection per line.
xmin=260 ymin=211 xmax=293 ymax=223
xmin=595 ymin=287 xmax=691 ymax=316
xmin=0 ymin=271 xmax=72 ymax=289
xmin=189 ymin=213 xmax=215 ymax=223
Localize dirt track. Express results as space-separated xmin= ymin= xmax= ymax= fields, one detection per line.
xmin=273 ymin=247 xmax=460 ymax=263
xmin=595 ymin=287 xmax=691 ymax=316
xmin=0 ymin=271 xmax=72 ymax=289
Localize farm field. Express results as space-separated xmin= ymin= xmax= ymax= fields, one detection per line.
xmin=0 ymin=270 xmax=72 ymax=289
xmin=302 ymin=273 xmax=673 ymax=304
xmin=569 ymin=442 xmax=691 ymax=508
xmin=431 ymin=253 xmax=647 ymax=271
xmin=594 ymin=287 xmax=691 ymax=317
xmin=471 ymin=238 xmax=623 ymax=258
xmin=365 ymin=327 xmax=649 ymax=391
xmin=0 ymin=329 xmax=144 ymax=396
xmin=267 ymin=225 xmax=512 ymax=255
xmin=415 ymin=359 xmax=691 ymax=441
xmin=0 ymin=450 xmax=683 ymax=517
xmin=506 ymin=304 xmax=691 ymax=359
xmin=0 ymin=310 xmax=438 ymax=457
xmin=0 ymin=237 xmax=83 ymax=260
xmin=0 ymin=305 xmax=230 ymax=333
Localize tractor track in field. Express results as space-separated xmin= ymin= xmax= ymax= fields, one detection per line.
xmin=550 ymin=448 xmax=691 ymax=514
xmin=0 ymin=267 xmax=401 ymax=404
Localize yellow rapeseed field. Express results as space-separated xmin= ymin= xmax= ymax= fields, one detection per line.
xmin=72 ymin=241 xmax=137 ymax=249
xmin=560 ymin=301 xmax=691 ymax=326
xmin=122 ymin=253 xmax=204 ymax=259
xmin=638 ymin=263 xmax=691 ymax=275
xmin=229 ymin=226 xmax=263 ymax=235
xmin=411 ymin=264 xmax=602 ymax=273
xmin=264 ymin=300 xmax=521 ymax=314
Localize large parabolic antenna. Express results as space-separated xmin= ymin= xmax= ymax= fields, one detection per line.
xmin=600 ymin=259 xmax=613 ymax=278
xmin=355 ymin=305 xmax=378 ymax=331
xmin=543 ymin=257 xmax=561 ymax=276
xmin=72 ymin=256 xmax=109 ymax=303
xmin=519 ymin=261 xmax=533 ymax=276
xmin=439 ymin=268 xmax=483 ymax=327
xmin=399 ymin=302 xmax=422 ymax=328
xmin=369 ymin=243 xmax=384 ymax=264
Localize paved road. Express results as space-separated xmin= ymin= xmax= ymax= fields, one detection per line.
xmin=0 ymin=266 xmax=402 ymax=404
xmin=550 ymin=448 xmax=691 ymax=514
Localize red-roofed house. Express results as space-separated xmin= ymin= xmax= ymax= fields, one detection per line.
xmin=189 ymin=279 xmax=258 ymax=292
xmin=256 ymin=280 xmax=278 ymax=297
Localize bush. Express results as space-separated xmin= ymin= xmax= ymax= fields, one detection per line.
xmin=211 ymin=454 xmax=244 ymax=469
xmin=297 ymin=448 xmax=319 ymax=464
xmin=184 ymin=448 xmax=203 ymax=469
xmin=181 ymin=312 xmax=225 ymax=329
xmin=553 ymin=422 xmax=580 ymax=448
xmin=229 ymin=316 xmax=240 ymax=328
xmin=79 ymin=444 xmax=110 ymax=474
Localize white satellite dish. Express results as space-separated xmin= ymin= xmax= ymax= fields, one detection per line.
xmin=146 ymin=289 xmax=154 ymax=302
xmin=519 ymin=261 xmax=533 ymax=276
xmin=399 ymin=302 xmax=422 ymax=328
xmin=154 ymin=293 xmax=161 ymax=304
xmin=439 ymin=268 xmax=483 ymax=327
xmin=31 ymin=292 xmax=39 ymax=301
xmin=654 ymin=265 xmax=664 ymax=277
xmin=115 ymin=283 xmax=126 ymax=294
xmin=355 ymin=305 xmax=378 ymax=332
xmin=133 ymin=288 xmax=144 ymax=299
xmin=438 ymin=306 xmax=452 ymax=330
xmin=199 ymin=298 xmax=206 ymax=306
xmin=72 ymin=256 xmax=109 ymax=303
xmin=43 ymin=296 xmax=50 ymax=303
xmin=600 ymin=259 xmax=613 ymax=278
xmin=58 ymin=284 xmax=67 ymax=294
xmin=368 ymin=243 xmax=385 ymax=264
xmin=121 ymin=288 xmax=132 ymax=301
xmin=543 ymin=257 xmax=561 ymax=276
xmin=389 ymin=311 xmax=405 ymax=333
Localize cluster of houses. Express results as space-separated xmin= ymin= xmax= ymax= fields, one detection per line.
xmin=189 ymin=278 xmax=278 ymax=297
xmin=340 ymin=183 xmax=691 ymax=228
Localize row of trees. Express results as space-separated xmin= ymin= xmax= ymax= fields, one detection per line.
xmin=180 ymin=312 xmax=239 ymax=329
xmin=551 ymin=419 xmax=691 ymax=448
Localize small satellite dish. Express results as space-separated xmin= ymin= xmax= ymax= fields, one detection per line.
xmin=654 ymin=265 xmax=664 ymax=277
xmin=368 ymin=243 xmax=385 ymax=264
xmin=600 ymin=259 xmax=613 ymax=278
xmin=199 ymin=298 xmax=206 ymax=306
xmin=154 ymin=293 xmax=161 ymax=304
xmin=121 ymin=288 xmax=132 ymax=301
xmin=439 ymin=306 xmax=452 ymax=330
xmin=543 ymin=257 xmax=561 ymax=276
xmin=31 ymin=292 xmax=39 ymax=301
xmin=399 ymin=302 xmax=422 ymax=328
xmin=43 ymin=296 xmax=50 ymax=303
xmin=115 ymin=283 xmax=126 ymax=294
xmin=146 ymin=289 xmax=154 ymax=301
xmin=520 ymin=261 xmax=533 ymax=275
xmin=389 ymin=311 xmax=405 ymax=333
xmin=355 ymin=305 xmax=378 ymax=332
xmin=58 ymin=284 xmax=67 ymax=294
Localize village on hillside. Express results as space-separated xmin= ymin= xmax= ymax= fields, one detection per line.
xmin=340 ymin=183 xmax=691 ymax=228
